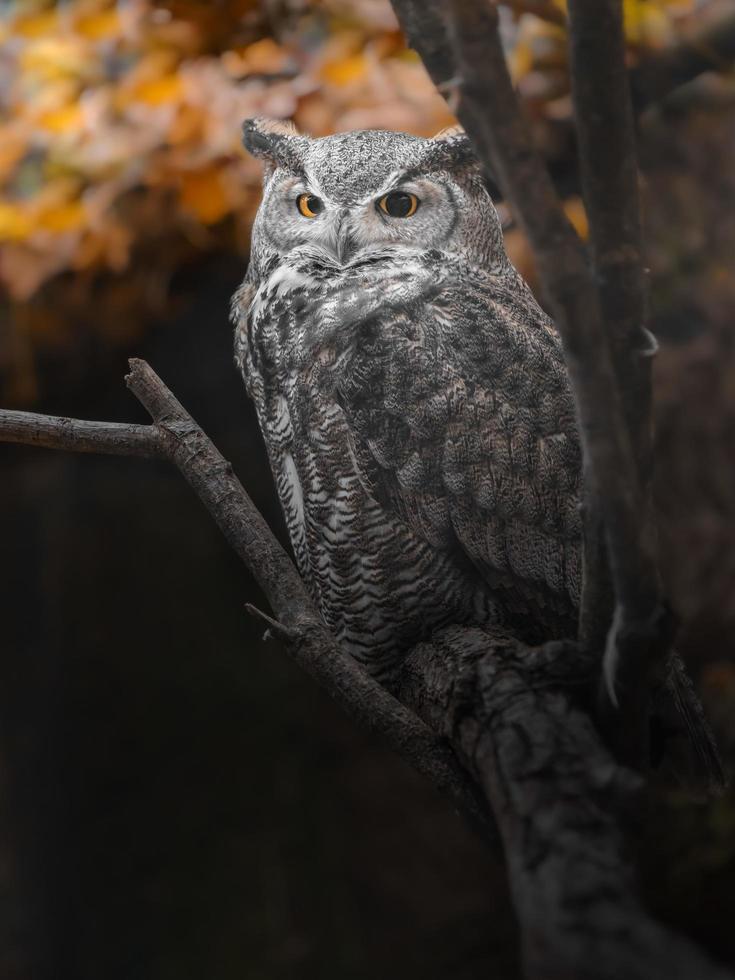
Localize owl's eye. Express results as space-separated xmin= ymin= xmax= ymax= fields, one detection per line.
xmin=378 ymin=191 xmax=419 ymax=218
xmin=297 ymin=193 xmax=324 ymax=218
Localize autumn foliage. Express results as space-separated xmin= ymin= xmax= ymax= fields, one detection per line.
xmin=0 ymin=0 xmax=714 ymax=399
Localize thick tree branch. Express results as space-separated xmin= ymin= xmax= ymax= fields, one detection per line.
xmin=566 ymin=0 xmax=664 ymax=751
xmin=0 ymin=360 xmax=492 ymax=837
xmin=395 ymin=626 xmax=732 ymax=980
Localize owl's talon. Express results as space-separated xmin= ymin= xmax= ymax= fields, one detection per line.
xmin=637 ymin=326 xmax=659 ymax=357
xmin=244 ymin=602 xmax=295 ymax=642
xmin=602 ymin=605 xmax=623 ymax=708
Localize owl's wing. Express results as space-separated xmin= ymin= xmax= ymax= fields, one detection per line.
xmin=331 ymin=260 xmax=582 ymax=635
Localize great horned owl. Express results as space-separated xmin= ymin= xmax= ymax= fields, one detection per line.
xmin=232 ymin=118 xmax=724 ymax=791
xmin=232 ymin=118 xmax=581 ymax=679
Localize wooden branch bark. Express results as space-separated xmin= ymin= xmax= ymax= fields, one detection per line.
xmin=565 ymin=0 xmax=664 ymax=754
xmin=568 ymin=0 xmax=650 ymax=452
xmin=395 ymin=626 xmax=732 ymax=980
xmin=0 ymin=409 xmax=162 ymax=458
xmin=0 ymin=360 xmax=492 ymax=838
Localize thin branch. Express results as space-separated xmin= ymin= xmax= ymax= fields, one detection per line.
xmin=568 ymin=0 xmax=650 ymax=439
xmin=565 ymin=0 xmax=665 ymax=750
xmin=0 ymin=360 xmax=492 ymax=838
xmin=0 ymin=409 xmax=162 ymax=458
xmin=395 ymin=627 xmax=733 ymax=980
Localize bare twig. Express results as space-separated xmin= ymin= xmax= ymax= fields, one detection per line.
xmin=0 ymin=360 xmax=492 ymax=837
xmin=395 ymin=626 xmax=732 ymax=980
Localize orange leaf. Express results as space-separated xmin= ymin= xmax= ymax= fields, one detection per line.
xmin=563 ymin=196 xmax=589 ymax=240
xmin=0 ymin=203 xmax=33 ymax=241
xmin=37 ymin=103 xmax=84 ymax=134
xmin=321 ymin=53 xmax=368 ymax=86
xmin=36 ymin=201 xmax=87 ymax=234
xmin=133 ymin=73 xmax=184 ymax=106
xmin=180 ymin=167 xmax=229 ymax=224
xmin=76 ymin=10 xmax=121 ymax=40
xmin=15 ymin=11 xmax=59 ymax=39
xmin=239 ymin=37 xmax=290 ymax=74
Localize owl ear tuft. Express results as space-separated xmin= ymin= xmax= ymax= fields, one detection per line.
xmin=242 ymin=118 xmax=305 ymax=173
xmin=428 ymin=125 xmax=500 ymax=198
xmin=429 ymin=125 xmax=476 ymax=167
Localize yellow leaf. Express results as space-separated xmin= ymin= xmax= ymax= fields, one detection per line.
xmin=76 ymin=10 xmax=121 ymax=40
xmin=509 ymin=39 xmax=533 ymax=83
xmin=15 ymin=11 xmax=59 ymax=38
xmin=180 ymin=168 xmax=229 ymax=225
xmin=36 ymin=201 xmax=87 ymax=233
xmin=564 ymin=196 xmax=588 ymax=239
xmin=20 ymin=38 xmax=92 ymax=81
xmin=0 ymin=203 xmax=33 ymax=241
xmin=37 ymin=103 xmax=84 ymax=134
xmin=321 ymin=53 xmax=367 ymax=86
xmin=133 ymin=74 xmax=184 ymax=106
xmin=623 ymin=0 xmax=683 ymax=46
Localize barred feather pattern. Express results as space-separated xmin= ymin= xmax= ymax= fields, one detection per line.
xmin=233 ymin=247 xmax=582 ymax=677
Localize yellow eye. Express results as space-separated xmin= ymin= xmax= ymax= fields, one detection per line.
xmin=297 ymin=193 xmax=324 ymax=218
xmin=378 ymin=191 xmax=419 ymax=218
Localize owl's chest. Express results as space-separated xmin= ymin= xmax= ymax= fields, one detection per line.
xmin=257 ymin=386 xmax=492 ymax=672
xmin=244 ymin=253 xmax=434 ymax=399
xmin=245 ymin=263 xmax=354 ymax=394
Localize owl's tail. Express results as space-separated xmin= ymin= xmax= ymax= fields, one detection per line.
xmin=650 ymin=652 xmax=727 ymax=797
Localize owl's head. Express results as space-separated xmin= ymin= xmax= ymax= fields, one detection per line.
xmin=242 ymin=118 xmax=508 ymax=273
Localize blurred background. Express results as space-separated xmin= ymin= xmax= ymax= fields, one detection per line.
xmin=0 ymin=1 xmax=734 ymax=977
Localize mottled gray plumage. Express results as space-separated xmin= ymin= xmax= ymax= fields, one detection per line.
xmin=232 ymin=118 xmax=581 ymax=677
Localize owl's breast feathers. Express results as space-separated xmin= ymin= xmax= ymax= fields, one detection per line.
xmin=235 ymin=250 xmax=582 ymax=660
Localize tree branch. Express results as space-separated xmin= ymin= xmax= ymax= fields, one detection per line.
xmin=568 ymin=0 xmax=649 ymax=445
xmin=395 ymin=626 xmax=732 ymax=980
xmin=565 ymin=0 xmax=664 ymax=753
xmin=0 ymin=410 xmax=162 ymax=458
xmin=0 ymin=359 xmax=492 ymax=838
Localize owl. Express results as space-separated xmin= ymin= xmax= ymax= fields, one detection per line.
xmin=232 ymin=118 xmax=581 ymax=680
xmin=231 ymin=118 xmax=724 ymax=791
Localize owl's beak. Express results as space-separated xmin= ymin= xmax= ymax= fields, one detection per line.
xmin=332 ymin=219 xmax=357 ymax=265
